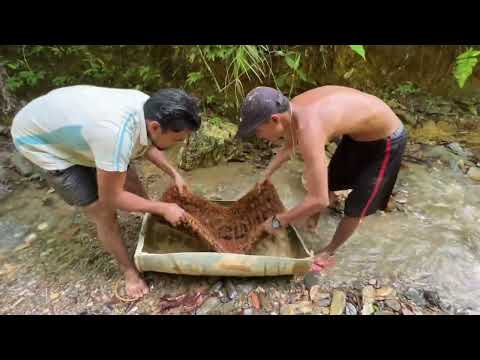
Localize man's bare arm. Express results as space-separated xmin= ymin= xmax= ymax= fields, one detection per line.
xmin=146 ymin=147 xmax=181 ymax=180
xmin=277 ymin=123 xmax=330 ymax=226
xmin=96 ymin=170 xmax=184 ymax=224
xmin=262 ymin=143 xmax=293 ymax=180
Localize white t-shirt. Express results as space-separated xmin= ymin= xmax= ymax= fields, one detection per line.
xmin=11 ymin=85 xmax=151 ymax=172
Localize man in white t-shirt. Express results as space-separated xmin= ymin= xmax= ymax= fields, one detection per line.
xmin=11 ymin=85 xmax=201 ymax=298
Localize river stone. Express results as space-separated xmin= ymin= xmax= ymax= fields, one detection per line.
xmin=375 ymin=310 xmax=395 ymax=315
xmin=225 ymin=280 xmax=238 ymax=301
xmin=217 ymin=301 xmax=237 ymax=315
xmin=385 ymin=299 xmax=402 ymax=312
xmin=303 ymin=272 xmax=322 ymax=290
xmin=394 ymin=109 xmax=417 ymax=126
xmin=467 ymin=167 xmax=480 ymax=181
xmin=330 ymin=290 xmax=346 ymax=315
xmin=10 ymin=152 xmax=34 ymax=176
xmin=423 ymin=145 xmax=460 ymax=164
xmin=361 ymin=286 xmax=376 ymax=315
xmin=177 ymin=119 xmax=239 ymax=171
xmin=309 ymin=285 xmax=330 ymax=303
xmin=280 ymin=301 xmax=313 ymax=315
xmin=405 ymin=288 xmax=426 ymax=306
xmin=196 ymin=297 xmax=221 ymax=315
xmin=235 ymin=281 xmax=256 ymax=295
xmin=447 ymin=142 xmax=473 ymax=158
xmin=345 ymin=302 xmax=357 ymax=315
xmin=423 ymin=290 xmax=442 ymax=308
xmin=375 ymin=287 xmax=395 ymax=299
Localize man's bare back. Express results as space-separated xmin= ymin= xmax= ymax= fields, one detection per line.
xmin=291 ymin=86 xmax=402 ymax=143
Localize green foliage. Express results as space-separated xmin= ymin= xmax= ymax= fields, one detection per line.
xmin=186 ymin=71 xmax=204 ymax=87
xmin=393 ymin=81 xmax=420 ymax=96
xmin=5 ymin=59 xmax=45 ymax=91
xmin=454 ymin=48 xmax=480 ymax=88
xmin=349 ymin=45 xmax=366 ymax=60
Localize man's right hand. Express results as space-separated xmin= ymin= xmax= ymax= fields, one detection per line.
xmin=158 ymin=203 xmax=186 ymax=226
xmin=255 ymin=174 xmax=270 ymax=191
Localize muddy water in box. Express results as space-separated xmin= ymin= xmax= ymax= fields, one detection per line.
xmin=143 ymin=216 xmax=307 ymax=259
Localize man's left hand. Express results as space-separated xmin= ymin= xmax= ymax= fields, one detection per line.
xmin=257 ymin=216 xmax=283 ymax=237
xmin=174 ymin=174 xmax=188 ymax=195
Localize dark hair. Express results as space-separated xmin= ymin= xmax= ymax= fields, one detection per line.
xmin=143 ymin=88 xmax=201 ymax=133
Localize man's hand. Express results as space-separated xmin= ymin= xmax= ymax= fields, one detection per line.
xmin=310 ymin=252 xmax=336 ymax=272
xmin=257 ymin=216 xmax=283 ymax=237
xmin=255 ymin=173 xmax=270 ymax=192
xmin=174 ymin=173 xmax=188 ymax=195
xmin=159 ymin=203 xmax=187 ymax=226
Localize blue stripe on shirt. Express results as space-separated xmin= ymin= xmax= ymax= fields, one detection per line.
xmin=114 ymin=113 xmax=136 ymax=171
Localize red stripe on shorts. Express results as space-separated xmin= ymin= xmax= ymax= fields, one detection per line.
xmin=360 ymin=137 xmax=392 ymax=218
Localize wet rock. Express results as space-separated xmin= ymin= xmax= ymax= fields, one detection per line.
xmin=405 ymin=288 xmax=426 ymax=307
xmin=447 ymin=142 xmax=473 ymax=158
xmin=423 ymin=290 xmax=442 ymax=308
xmin=467 ymin=167 xmax=480 ymax=181
xmin=385 ymin=299 xmax=401 ymax=312
xmin=210 ymin=280 xmax=224 ymax=294
xmin=280 ymin=301 xmax=313 ymax=315
xmin=236 ymin=281 xmax=256 ymax=296
xmin=217 ymin=301 xmax=237 ymax=315
xmin=345 ymin=302 xmax=357 ymax=315
xmin=303 ymin=272 xmax=322 ymax=290
xmin=196 ymin=297 xmax=221 ymax=315
xmin=37 ymin=222 xmax=49 ymax=231
xmin=225 ymin=280 xmax=238 ymax=301
xmin=241 ymin=308 xmax=254 ymax=315
xmin=177 ymin=119 xmax=239 ymax=171
xmin=361 ymin=286 xmax=376 ymax=315
xmin=24 ymin=233 xmax=38 ymax=245
xmin=249 ymin=292 xmax=261 ymax=310
xmin=10 ymin=152 xmax=34 ymax=176
xmin=395 ymin=109 xmax=417 ymax=126
xmin=423 ymin=145 xmax=460 ymax=164
xmin=330 ymin=290 xmax=346 ymax=315
xmin=375 ymin=310 xmax=395 ymax=315
xmin=375 ymin=287 xmax=395 ymax=300
xmin=309 ymin=285 xmax=330 ymax=303
xmin=258 ymin=293 xmax=272 ymax=312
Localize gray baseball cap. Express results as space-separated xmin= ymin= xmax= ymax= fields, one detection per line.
xmin=235 ymin=87 xmax=290 ymax=139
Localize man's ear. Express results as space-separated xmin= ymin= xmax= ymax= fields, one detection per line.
xmin=147 ymin=120 xmax=161 ymax=133
xmin=271 ymin=114 xmax=280 ymax=124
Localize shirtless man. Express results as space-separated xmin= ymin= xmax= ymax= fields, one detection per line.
xmin=235 ymin=86 xmax=407 ymax=271
xmin=11 ymin=86 xmax=200 ymax=297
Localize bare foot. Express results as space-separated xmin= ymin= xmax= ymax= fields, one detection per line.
xmin=311 ymin=253 xmax=336 ymax=272
xmin=125 ymin=269 xmax=150 ymax=299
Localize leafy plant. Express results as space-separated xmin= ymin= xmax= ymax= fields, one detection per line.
xmin=454 ymin=48 xmax=480 ymax=88
xmin=393 ymin=81 xmax=420 ymax=96
xmin=186 ymin=71 xmax=204 ymax=87
xmin=349 ymin=45 xmax=366 ymax=60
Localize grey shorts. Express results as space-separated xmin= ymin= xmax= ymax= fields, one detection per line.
xmin=45 ymin=165 xmax=98 ymax=207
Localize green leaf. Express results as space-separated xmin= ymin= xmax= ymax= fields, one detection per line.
xmin=285 ymin=53 xmax=301 ymax=70
xmin=350 ymin=45 xmax=366 ymax=60
xmin=186 ymin=71 xmax=204 ymax=86
xmin=454 ymin=48 xmax=480 ymax=88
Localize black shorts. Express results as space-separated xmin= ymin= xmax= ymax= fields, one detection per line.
xmin=45 ymin=165 xmax=99 ymax=207
xmin=328 ymin=125 xmax=407 ymax=217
